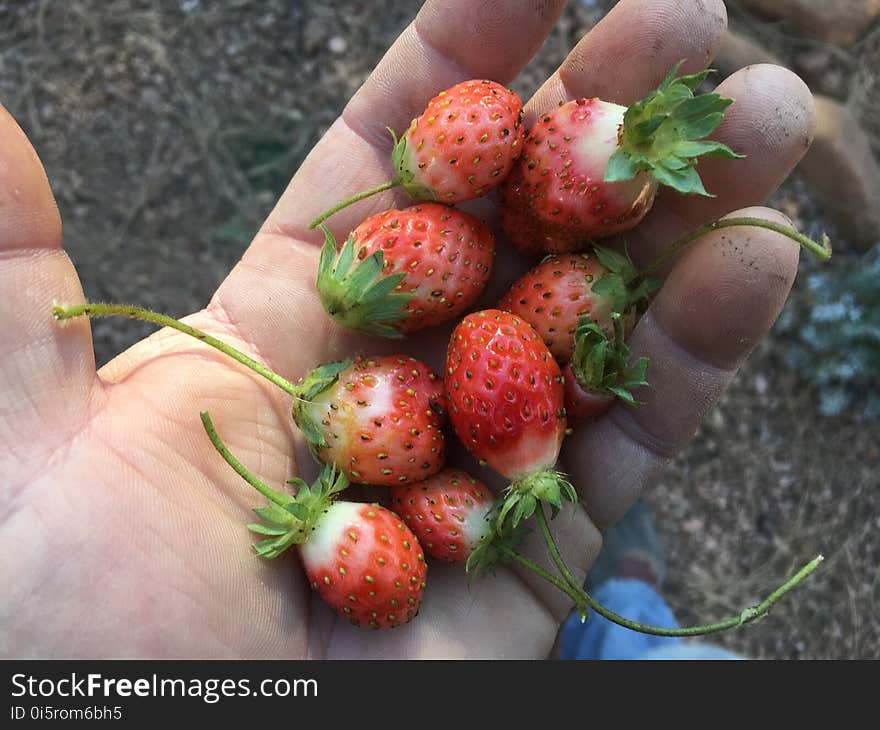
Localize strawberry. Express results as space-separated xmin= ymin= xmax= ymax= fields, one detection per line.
xmin=497 ymin=242 xmax=660 ymax=363
xmin=444 ymin=309 xmax=575 ymax=529
xmin=497 ymin=252 xmax=616 ymax=363
xmin=316 ymin=203 xmax=495 ymax=337
xmin=393 ymin=79 xmax=524 ymax=202
xmin=310 ymin=79 xmax=524 ymax=228
xmin=291 ymin=355 xmax=447 ymax=487
xmin=562 ymin=371 xmax=616 ymax=422
xmin=494 ymin=247 xmax=652 ymax=421
xmin=500 ymin=64 xmax=741 ymax=255
xmin=300 ymin=500 xmax=426 ymax=628
xmin=200 ymin=414 xmax=427 ymax=629
xmin=389 ymin=468 xmax=493 ymax=563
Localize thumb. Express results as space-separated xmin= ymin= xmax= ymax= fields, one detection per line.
xmin=0 ymin=103 xmax=101 ymax=491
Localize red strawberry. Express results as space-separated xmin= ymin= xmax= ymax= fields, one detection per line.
xmin=497 ymin=247 xmax=653 ymax=421
xmin=444 ymin=310 xmax=574 ymax=529
xmin=389 ymin=468 xmax=493 ymax=563
xmin=563 ymin=369 xmax=616 ymax=422
xmin=310 ymin=79 xmax=524 ymax=228
xmin=500 ymin=64 xmax=740 ymax=255
xmin=496 ymin=243 xmax=656 ymax=364
xmin=291 ymin=356 xmax=447 ymax=486
xmin=300 ymin=500 xmax=427 ymax=628
xmin=316 ymin=203 xmax=495 ymax=337
xmin=47 ymin=303 xmax=447 ymax=486
xmin=497 ymin=253 xmax=617 ymax=363
xmin=394 ymin=79 xmax=524 ymax=202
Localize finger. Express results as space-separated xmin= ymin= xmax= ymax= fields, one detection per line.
xmin=0 ymin=104 xmax=101 ymax=491
xmin=264 ymin=0 xmax=568 ymax=241
xmin=527 ymin=0 xmax=728 ymax=118
xmin=563 ymin=207 xmax=800 ymax=530
xmin=662 ymin=64 xmax=816 ymax=223
xmin=626 ymin=64 xmax=817 ymax=267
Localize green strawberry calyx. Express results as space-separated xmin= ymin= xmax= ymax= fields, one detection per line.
xmin=247 ymin=466 xmax=349 ymax=559
xmin=316 ymin=225 xmax=411 ymax=339
xmin=468 ymin=470 xmax=580 ymax=592
xmin=465 ymin=508 xmax=530 ymax=580
xmin=199 ymin=411 xmax=350 ymax=559
xmin=591 ymin=243 xmax=660 ymax=313
xmin=390 ymin=127 xmax=438 ymax=202
xmin=605 ymin=61 xmax=743 ymax=196
xmin=495 ymin=469 xmax=578 ymax=535
xmin=289 ymin=358 xmax=352 ymax=452
xmin=571 ymin=312 xmax=649 ymax=406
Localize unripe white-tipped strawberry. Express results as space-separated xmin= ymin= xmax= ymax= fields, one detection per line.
xmin=500 ymin=64 xmax=742 ymax=255
xmin=200 ymin=414 xmax=427 ymax=629
xmin=291 ymin=355 xmax=447 ymax=487
xmin=300 ymin=500 xmax=427 ymax=629
xmin=389 ymin=468 xmax=494 ymax=563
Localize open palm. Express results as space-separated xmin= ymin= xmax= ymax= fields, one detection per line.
xmin=0 ymin=0 xmax=815 ymax=659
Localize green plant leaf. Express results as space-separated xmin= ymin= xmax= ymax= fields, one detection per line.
xmin=604 ymin=150 xmax=642 ymax=182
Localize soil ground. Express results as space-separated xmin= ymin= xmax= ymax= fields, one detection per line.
xmin=1 ymin=0 xmax=877 ymax=658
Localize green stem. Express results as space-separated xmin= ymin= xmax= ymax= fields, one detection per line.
xmin=535 ymin=504 xmax=823 ymax=637
xmin=585 ymin=555 xmax=824 ymax=637
xmin=308 ymin=180 xmax=400 ymax=230
xmin=535 ymin=506 xmax=584 ymax=597
xmin=199 ymin=411 xmax=289 ymax=507
xmin=52 ymin=302 xmax=298 ymax=396
xmin=642 ymin=216 xmax=832 ymax=277
xmin=501 ymin=546 xmax=588 ymax=615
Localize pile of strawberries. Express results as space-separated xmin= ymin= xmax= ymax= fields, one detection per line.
xmin=254 ymin=69 xmax=749 ymax=628
xmin=56 ymin=69 xmax=830 ymax=634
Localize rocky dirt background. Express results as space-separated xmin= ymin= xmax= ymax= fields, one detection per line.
xmin=1 ymin=0 xmax=877 ymax=658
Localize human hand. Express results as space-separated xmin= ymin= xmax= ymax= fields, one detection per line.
xmin=0 ymin=0 xmax=816 ymax=658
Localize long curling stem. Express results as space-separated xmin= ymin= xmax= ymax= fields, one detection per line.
xmin=642 ymin=216 xmax=832 ymax=277
xmin=200 ymin=411 xmax=289 ymax=507
xmin=501 ymin=547 xmax=588 ymax=615
xmin=52 ymin=302 xmax=299 ymax=396
xmin=535 ymin=504 xmax=823 ymax=637
xmin=308 ymin=180 xmax=400 ymax=230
